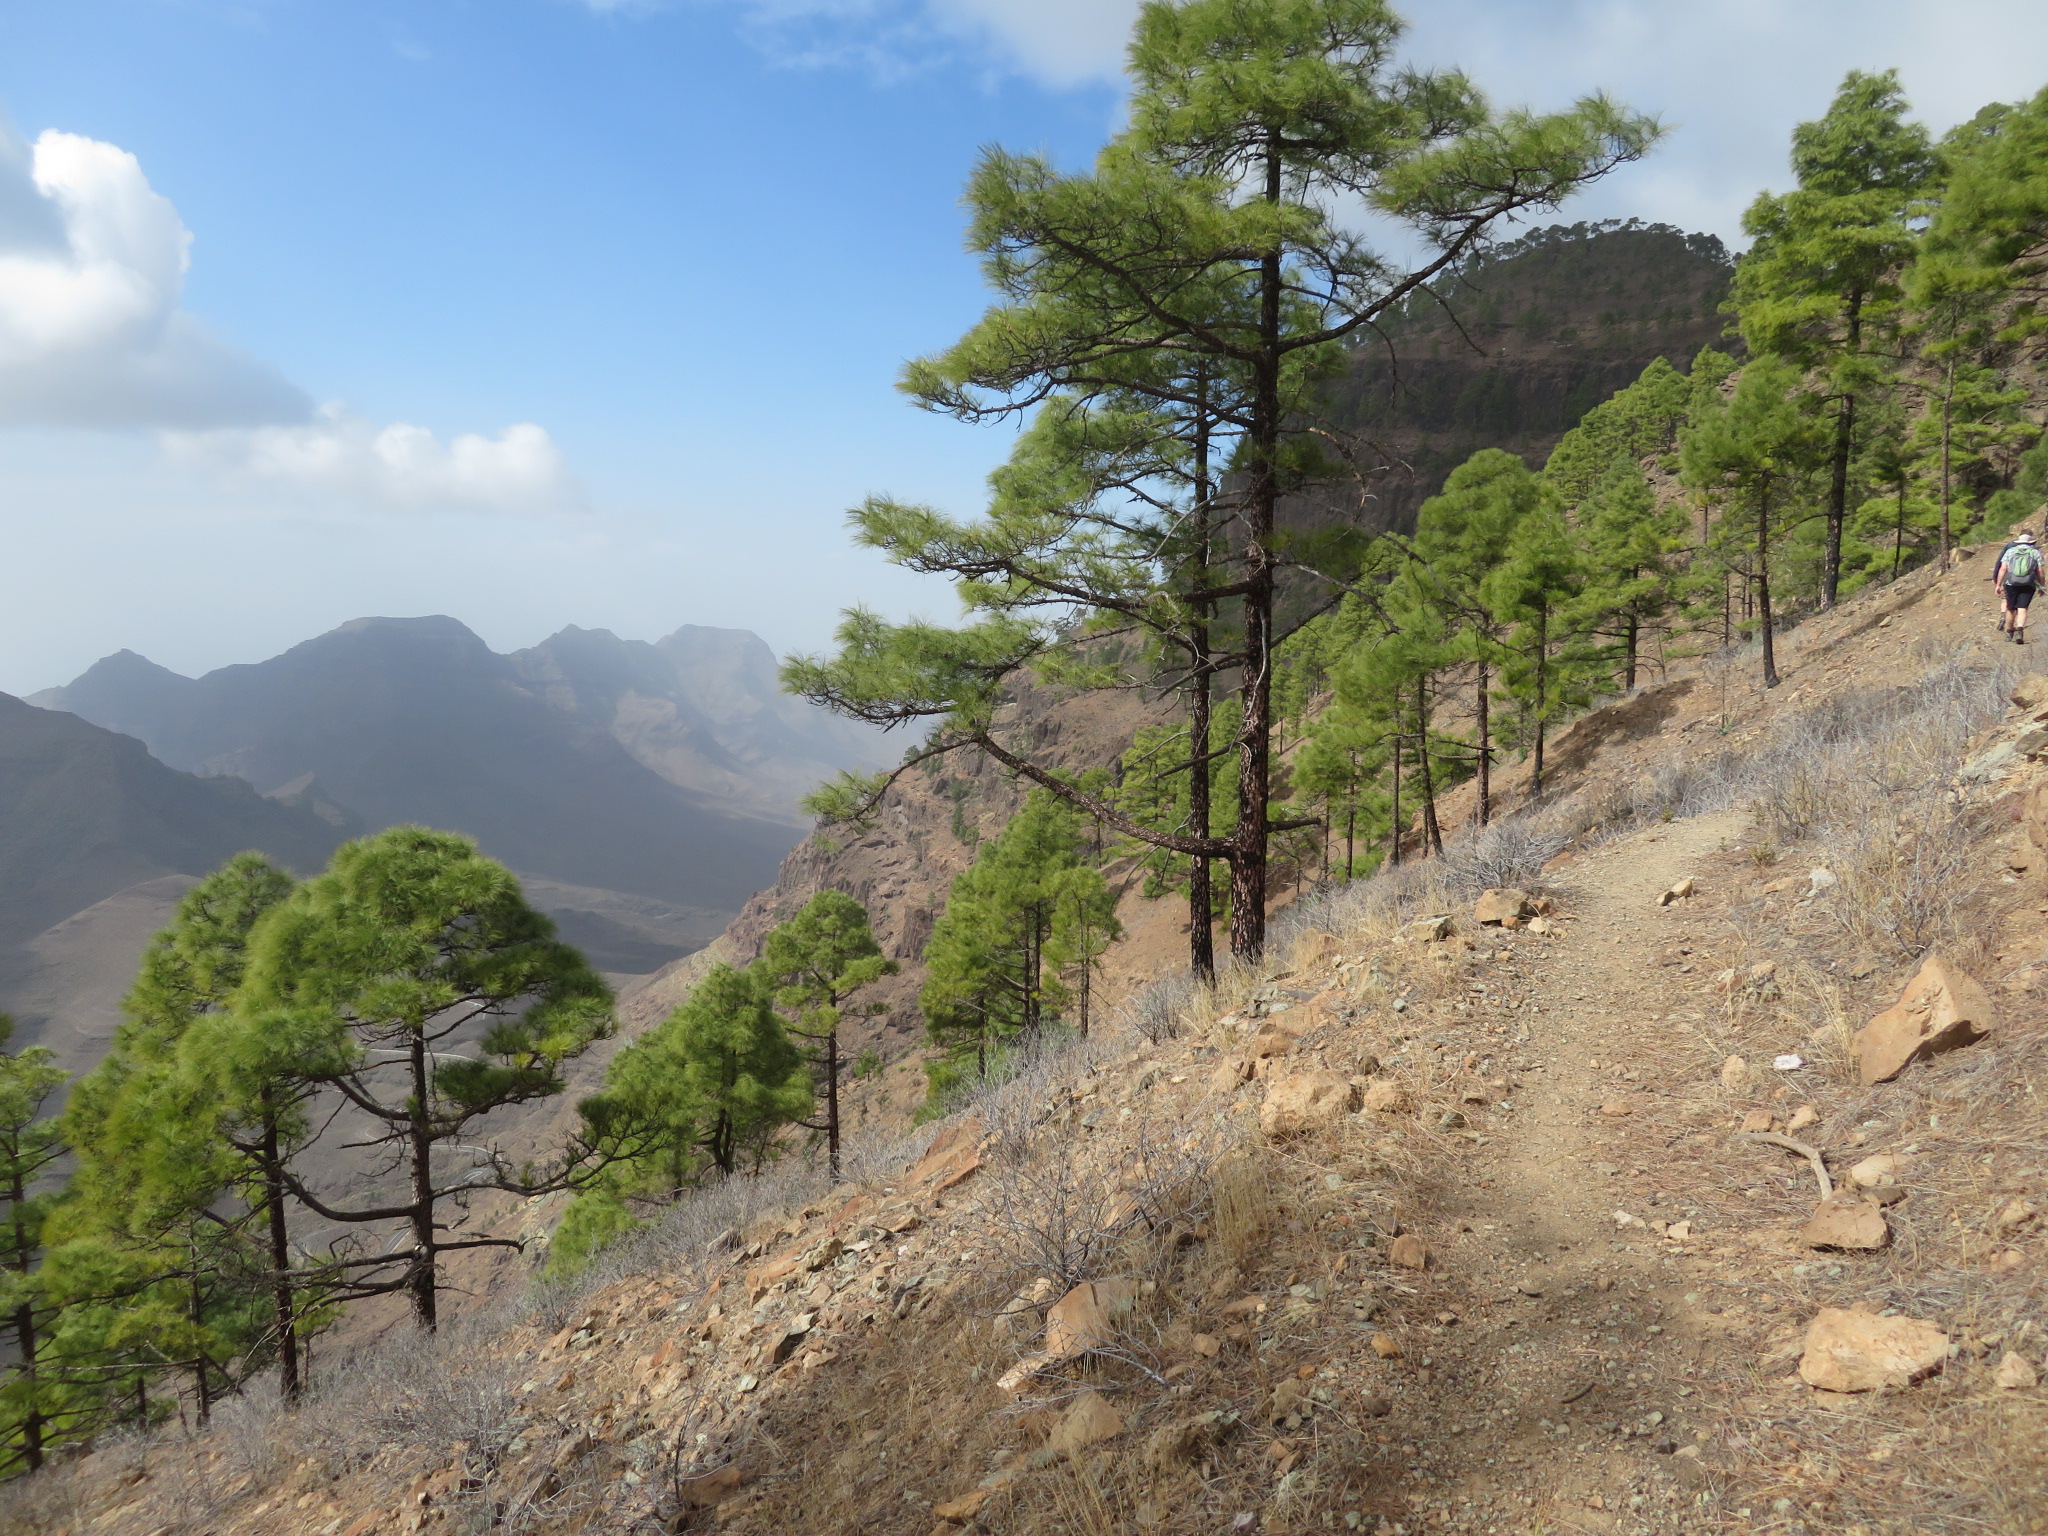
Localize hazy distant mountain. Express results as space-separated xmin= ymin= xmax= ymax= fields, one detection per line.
xmin=508 ymin=623 xmax=885 ymax=828
xmin=0 ymin=690 xmax=338 ymax=950
xmin=30 ymin=616 xmax=865 ymax=917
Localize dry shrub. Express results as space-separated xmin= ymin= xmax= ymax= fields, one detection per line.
xmin=1828 ymin=795 xmax=1988 ymax=961
xmin=964 ymin=1121 xmax=1218 ymax=1308
xmin=1210 ymin=1143 xmax=1274 ymax=1273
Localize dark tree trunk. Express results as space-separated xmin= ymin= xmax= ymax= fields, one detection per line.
xmin=1416 ymin=681 xmax=1443 ymax=857
xmin=1531 ymin=608 xmax=1551 ymax=799
xmin=1759 ymin=485 xmax=1781 ymax=689
xmin=823 ymin=1026 xmax=842 ymax=1184
xmin=1476 ymin=662 xmax=1492 ymax=827
xmin=261 ymin=1106 xmax=301 ymax=1403
xmin=407 ymin=1025 xmax=438 ymax=1332
xmin=1187 ymin=382 xmax=1217 ymax=984
xmin=1228 ymin=136 xmax=1285 ymax=964
xmin=1820 ymin=290 xmax=1865 ymax=610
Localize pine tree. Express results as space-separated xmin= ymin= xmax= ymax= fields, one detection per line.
xmin=1568 ymin=459 xmax=1692 ymax=690
xmin=1912 ymin=86 xmax=2048 ymax=351
xmin=756 ymin=892 xmax=897 ymax=1184
xmin=238 ymin=828 xmax=612 ymax=1330
xmin=576 ymin=965 xmax=810 ymax=1199
xmin=921 ymin=793 xmax=1116 ymax=1084
xmin=789 ymin=0 xmax=1659 ymax=962
xmin=0 ymin=1018 xmax=66 ymax=1474
xmin=54 ymin=854 xmax=308 ymax=1405
xmin=1734 ymin=69 xmax=1941 ymax=607
xmin=1481 ymin=488 xmax=1591 ymax=797
xmin=1681 ymin=357 xmax=1826 ymax=689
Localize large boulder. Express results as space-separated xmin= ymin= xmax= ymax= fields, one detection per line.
xmin=1852 ymin=956 xmax=1995 ymax=1085
xmin=1259 ymin=1071 xmax=1362 ymax=1138
xmin=1798 ymin=1307 xmax=1947 ymax=1392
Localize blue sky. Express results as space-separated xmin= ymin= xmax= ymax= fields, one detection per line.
xmin=2 ymin=0 xmax=2045 ymax=693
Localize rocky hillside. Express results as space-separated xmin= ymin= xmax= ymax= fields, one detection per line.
xmin=17 ymin=509 xmax=2046 ymax=1536
xmin=1300 ymin=221 xmax=1735 ymax=537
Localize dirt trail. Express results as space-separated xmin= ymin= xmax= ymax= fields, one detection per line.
xmin=1353 ymin=809 xmax=1765 ymax=1536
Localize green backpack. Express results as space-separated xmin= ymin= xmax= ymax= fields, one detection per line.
xmin=2010 ymin=544 xmax=2043 ymax=584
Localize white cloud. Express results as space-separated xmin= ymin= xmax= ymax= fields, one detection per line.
xmin=924 ymin=0 xmax=1139 ymax=86
xmin=0 ymin=124 xmax=310 ymax=429
xmin=0 ymin=118 xmax=582 ymax=513
xmin=163 ymin=404 xmax=578 ymax=514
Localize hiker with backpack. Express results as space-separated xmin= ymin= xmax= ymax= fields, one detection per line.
xmin=1998 ymin=531 xmax=2042 ymax=644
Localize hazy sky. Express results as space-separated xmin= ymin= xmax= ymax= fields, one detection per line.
xmin=2 ymin=0 xmax=2044 ymax=694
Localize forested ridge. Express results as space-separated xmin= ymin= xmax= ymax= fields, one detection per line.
xmin=2 ymin=0 xmax=2046 ymax=1508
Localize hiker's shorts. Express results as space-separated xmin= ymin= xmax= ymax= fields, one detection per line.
xmin=2008 ymin=582 xmax=2038 ymax=612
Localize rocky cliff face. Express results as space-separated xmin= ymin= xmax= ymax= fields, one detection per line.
xmin=1301 ymin=220 xmax=1736 ymax=537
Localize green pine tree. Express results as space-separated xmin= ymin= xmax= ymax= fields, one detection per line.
xmin=1481 ymin=486 xmax=1592 ymax=797
xmin=54 ymin=854 xmax=309 ymax=1406
xmin=756 ymin=891 xmax=898 ymax=1184
xmin=1734 ymin=69 xmax=1941 ymax=607
xmin=1567 ymin=459 xmax=1692 ymax=690
xmin=789 ymin=0 xmax=1659 ymax=962
xmin=1681 ymin=357 xmax=1827 ymax=689
xmin=921 ymin=793 xmax=1117 ymax=1089
xmin=0 ymin=1018 xmax=66 ymax=1475
xmin=238 ymin=828 xmax=612 ymax=1330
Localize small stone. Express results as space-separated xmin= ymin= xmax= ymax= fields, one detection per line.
xmin=1739 ymin=1108 xmax=1774 ymax=1133
xmin=1748 ymin=960 xmax=1777 ymax=983
xmin=1370 ymin=1333 xmax=1402 ymax=1359
xmin=1807 ymin=867 xmax=1838 ymax=892
xmin=1600 ymin=1100 xmax=1634 ymax=1118
xmin=1357 ymin=1392 xmax=1393 ymax=1417
xmin=1657 ymin=877 xmax=1696 ymax=907
xmin=1259 ymin=1071 xmax=1362 ymax=1138
xmin=1848 ymin=1154 xmax=1905 ymax=1189
xmin=1209 ymin=1056 xmax=1254 ymax=1092
xmin=1997 ymin=1198 xmax=2038 ymax=1229
xmin=1361 ymin=1078 xmax=1413 ymax=1115
xmin=1404 ymin=915 xmax=1454 ymax=943
xmin=1786 ymin=1104 xmax=1819 ymax=1134
xmin=1797 ymin=1308 xmax=1947 ymax=1392
xmin=1517 ymin=1278 xmax=1544 ymax=1297
xmin=1048 ymin=1390 xmax=1125 ymax=1456
xmin=1993 ymin=1351 xmax=2040 ymax=1390
xmin=1852 ymin=955 xmax=1995 ymax=1085
xmin=1799 ymin=1196 xmax=1889 ymax=1251
xmin=1192 ymin=1333 xmax=1220 ymax=1358
xmin=1526 ymin=916 xmax=1554 ymax=936
xmin=1720 ymin=1056 xmax=1750 ymax=1092
xmin=1388 ymin=1234 xmax=1429 ymax=1270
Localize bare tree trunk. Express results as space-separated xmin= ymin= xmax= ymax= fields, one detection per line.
xmin=1759 ymin=485 xmax=1781 ymax=689
xmin=1476 ymin=661 xmax=1492 ymax=826
xmin=261 ymin=1105 xmax=301 ymax=1403
xmin=1416 ymin=681 xmax=1443 ymax=857
xmin=407 ymin=1026 xmax=438 ymax=1332
xmin=1228 ymin=136 xmax=1285 ymax=964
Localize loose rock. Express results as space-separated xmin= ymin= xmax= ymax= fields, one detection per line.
xmin=1720 ymin=1056 xmax=1750 ymax=1092
xmin=1388 ymin=1234 xmax=1429 ymax=1270
xmin=1048 ymin=1390 xmax=1125 ymax=1456
xmin=1657 ymin=877 xmax=1696 ymax=906
xmin=1848 ymin=1154 xmax=1906 ymax=1189
xmin=1993 ymin=1351 xmax=2040 ymax=1391
xmin=1360 ymin=1079 xmax=1413 ymax=1114
xmin=1799 ymin=1196 xmax=1889 ymax=1251
xmin=1474 ymin=888 xmax=1538 ymax=925
xmin=1259 ymin=1071 xmax=1361 ymax=1138
xmin=1852 ymin=955 xmax=1995 ymax=1085
xmin=1797 ymin=1307 xmax=1947 ymax=1392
